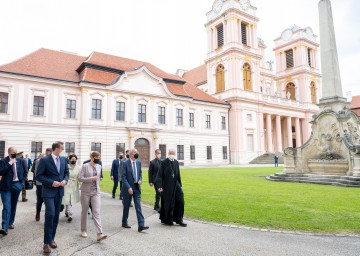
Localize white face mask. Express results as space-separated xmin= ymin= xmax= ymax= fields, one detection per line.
xmin=156 ymin=154 xmax=161 ymax=159
xmin=168 ymin=155 xmax=175 ymax=160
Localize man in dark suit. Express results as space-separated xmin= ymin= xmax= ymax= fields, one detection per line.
xmin=111 ymin=152 xmax=124 ymax=199
xmin=0 ymin=147 xmax=28 ymax=236
xmin=36 ymin=142 xmax=69 ymax=254
xmin=148 ymin=149 xmax=162 ymax=212
xmin=121 ymin=148 xmax=149 ymax=232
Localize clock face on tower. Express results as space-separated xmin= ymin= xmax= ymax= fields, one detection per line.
xmin=240 ymin=0 xmax=251 ymax=11
xmin=212 ymin=0 xmax=224 ymax=14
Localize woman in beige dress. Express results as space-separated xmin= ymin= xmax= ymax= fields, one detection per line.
xmin=62 ymin=154 xmax=80 ymax=222
xmin=78 ymin=151 xmax=107 ymax=242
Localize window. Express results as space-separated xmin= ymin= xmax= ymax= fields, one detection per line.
xmin=91 ymin=142 xmax=101 ymax=153
xmin=0 ymin=92 xmax=8 ymax=113
xmin=31 ymin=141 xmax=42 ymax=160
xmin=190 ymin=145 xmax=195 ymax=160
xmin=207 ymin=146 xmax=212 ymax=160
xmin=286 ymin=83 xmax=296 ymax=100
xmin=189 ymin=113 xmax=195 ymax=127
xmin=221 ymin=116 xmax=226 ymax=130
xmin=138 ymin=104 xmax=146 ymax=122
xmin=223 ymin=146 xmax=228 ymax=160
xmin=158 ymin=106 xmax=165 ymax=124
xmin=176 ymin=109 xmax=183 ymax=126
xmin=247 ymin=134 xmax=254 ymax=152
xmin=177 ymin=145 xmax=184 ymax=160
xmin=243 ymin=63 xmax=252 ymax=91
xmin=206 ymin=114 xmax=211 ymax=129
xmin=92 ymin=99 xmax=102 ymax=119
xmin=246 ymin=114 xmax=252 ymax=122
xmin=217 ymin=24 xmax=224 ymax=48
xmin=159 ymin=144 xmax=166 ymax=160
xmin=307 ymin=48 xmax=312 ymax=67
xmin=33 ymin=96 xmax=44 ymax=116
xmin=116 ymin=102 xmax=125 ymax=121
xmin=285 ymin=49 xmax=294 ymax=68
xmin=241 ymin=23 xmax=247 ymax=45
xmin=216 ymin=64 xmax=225 ymax=92
xmin=310 ymin=82 xmax=317 ymax=104
xmin=65 ymin=142 xmax=75 ymax=154
xmin=0 ymin=141 xmax=5 ymax=158
xmin=116 ymin=143 xmax=125 ymax=158
xmin=66 ymin=99 xmax=76 ymax=119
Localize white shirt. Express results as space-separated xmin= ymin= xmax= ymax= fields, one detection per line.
xmin=9 ymin=160 xmax=19 ymax=182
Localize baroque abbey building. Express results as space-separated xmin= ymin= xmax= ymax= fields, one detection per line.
xmin=0 ymin=0 xmax=320 ymax=167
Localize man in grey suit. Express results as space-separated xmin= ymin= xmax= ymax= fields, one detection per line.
xmin=121 ymin=148 xmax=149 ymax=232
xmin=36 ymin=142 xmax=69 ymax=254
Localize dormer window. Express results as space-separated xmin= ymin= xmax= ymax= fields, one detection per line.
xmin=217 ymin=24 xmax=224 ymax=48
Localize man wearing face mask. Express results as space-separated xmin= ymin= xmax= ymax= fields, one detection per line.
xmin=36 ymin=142 xmax=69 ymax=254
xmin=110 ymin=152 xmax=124 ymax=199
xmin=0 ymin=147 xmax=28 ymax=236
xmin=148 ymin=149 xmax=162 ymax=212
xmin=121 ymin=148 xmax=149 ymax=232
xmin=156 ymin=149 xmax=187 ymax=227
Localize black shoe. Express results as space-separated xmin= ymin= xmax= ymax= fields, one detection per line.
xmin=112 ymin=194 xmax=115 ymax=199
xmin=122 ymin=224 xmax=131 ymax=229
xmin=9 ymin=224 xmax=14 ymax=229
xmin=154 ymin=206 xmax=160 ymax=212
xmin=138 ymin=226 xmax=149 ymax=232
xmin=163 ymin=222 xmax=173 ymax=226
xmin=68 ymin=216 xmax=72 ymax=222
xmin=0 ymin=229 xmax=8 ymax=235
xmin=176 ymin=221 xmax=187 ymax=227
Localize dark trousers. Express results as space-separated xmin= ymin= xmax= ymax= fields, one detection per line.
xmin=43 ymin=195 xmax=62 ymax=244
xmin=112 ymin=178 xmax=123 ymax=198
xmin=122 ymin=185 xmax=144 ymax=227
xmin=0 ymin=181 xmax=22 ymax=231
xmin=275 ymin=161 xmax=279 ymax=167
xmin=36 ymin=185 xmax=44 ymax=213
xmin=173 ymin=184 xmax=185 ymax=223
xmin=153 ymin=185 xmax=161 ymax=208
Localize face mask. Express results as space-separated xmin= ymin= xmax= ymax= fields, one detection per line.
xmin=70 ymin=161 xmax=76 ymax=165
xmin=93 ymin=159 xmax=100 ymax=164
xmin=156 ymin=154 xmax=161 ymax=159
xmin=10 ymin=153 xmax=17 ymax=158
xmin=168 ymin=155 xmax=175 ymax=160
xmin=134 ymin=153 xmax=139 ymax=159
xmin=126 ymin=154 xmax=129 ymax=158
xmin=119 ymin=156 xmax=123 ymax=159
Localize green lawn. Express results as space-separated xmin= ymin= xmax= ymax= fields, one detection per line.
xmin=100 ymin=167 xmax=360 ymax=234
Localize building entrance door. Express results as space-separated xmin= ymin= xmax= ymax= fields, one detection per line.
xmin=135 ymin=138 xmax=150 ymax=167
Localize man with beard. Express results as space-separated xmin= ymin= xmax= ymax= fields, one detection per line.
xmin=156 ymin=149 xmax=186 ymax=227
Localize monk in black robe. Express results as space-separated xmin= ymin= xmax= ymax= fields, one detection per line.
xmin=156 ymin=150 xmax=187 ymax=227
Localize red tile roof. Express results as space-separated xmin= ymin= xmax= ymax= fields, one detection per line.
xmin=350 ymin=95 xmax=360 ymax=116
xmin=183 ymin=64 xmax=207 ymax=86
xmin=0 ymin=48 xmax=226 ymax=105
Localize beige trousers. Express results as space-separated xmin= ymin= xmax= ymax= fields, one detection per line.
xmin=80 ymin=191 xmax=103 ymax=234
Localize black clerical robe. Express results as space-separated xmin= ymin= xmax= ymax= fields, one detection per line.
xmin=156 ymin=158 xmax=184 ymax=224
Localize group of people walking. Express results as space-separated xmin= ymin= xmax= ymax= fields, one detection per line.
xmin=0 ymin=142 xmax=187 ymax=254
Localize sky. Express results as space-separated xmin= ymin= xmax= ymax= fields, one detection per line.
xmin=0 ymin=0 xmax=359 ymax=95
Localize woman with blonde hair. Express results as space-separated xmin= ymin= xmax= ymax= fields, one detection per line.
xmin=78 ymin=151 xmax=107 ymax=242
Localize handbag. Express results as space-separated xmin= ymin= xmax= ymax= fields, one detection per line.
xmin=25 ymin=179 xmax=34 ymax=190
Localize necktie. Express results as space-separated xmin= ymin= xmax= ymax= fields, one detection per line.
xmin=132 ymin=161 xmax=137 ymax=182
xmin=56 ymin=157 xmax=60 ymax=173
xmin=12 ymin=163 xmax=17 ymax=181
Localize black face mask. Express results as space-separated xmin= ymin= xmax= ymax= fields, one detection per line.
xmin=134 ymin=153 xmax=139 ymax=159
xmin=93 ymin=159 xmax=100 ymax=164
xmin=10 ymin=153 xmax=17 ymax=158
xmin=126 ymin=154 xmax=129 ymax=159
xmin=70 ymin=161 xmax=76 ymax=165
xmin=119 ymin=156 xmax=123 ymax=159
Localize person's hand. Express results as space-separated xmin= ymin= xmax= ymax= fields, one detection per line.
xmin=128 ymin=188 xmax=133 ymax=195
xmin=53 ymin=181 xmax=61 ymax=187
xmin=111 ymin=176 xmax=114 ymax=181
xmin=158 ymin=188 xmax=163 ymax=193
xmin=91 ymin=176 xmax=98 ymax=181
xmin=9 ymin=158 xmax=16 ymax=165
xmin=60 ymin=180 xmax=67 ymax=187
xmin=149 ymin=183 xmax=153 ymax=187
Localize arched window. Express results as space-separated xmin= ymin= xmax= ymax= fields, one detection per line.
xmin=310 ymin=82 xmax=317 ymax=104
xmin=216 ymin=64 xmax=225 ymax=93
xmin=286 ymin=82 xmax=296 ymax=100
xmin=243 ymin=63 xmax=252 ymax=91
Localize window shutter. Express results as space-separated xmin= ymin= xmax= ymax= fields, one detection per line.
xmin=285 ymin=50 xmax=294 ymax=68
xmin=217 ymin=25 xmax=224 ymax=47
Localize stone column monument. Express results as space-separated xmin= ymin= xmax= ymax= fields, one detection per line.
xmin=267 ymin=0 xmax=360 ymax=186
